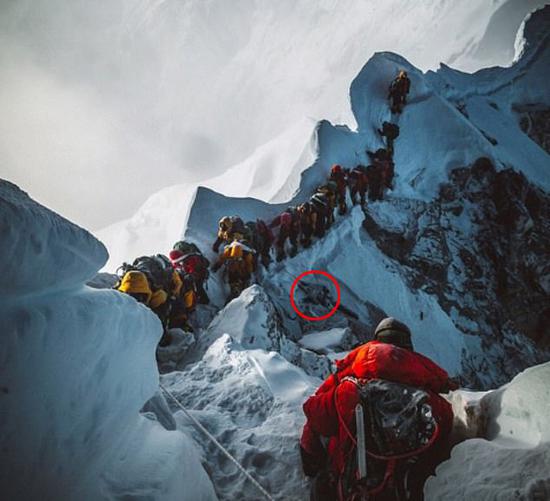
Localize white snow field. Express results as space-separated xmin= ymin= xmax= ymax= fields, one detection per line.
xmin=0 ymin=180 xmax=215 ymax=500
xmin=425 ymin=362 xmax=550 ymax=500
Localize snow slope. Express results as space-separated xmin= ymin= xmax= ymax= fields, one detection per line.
xmin=97 ymin=118 xmax=319 ymax=270
xmin=425 ymin=362 xmax=550 ymax=500
xmin=0 ymin=181 xmax=215 ymax=500
xmin=164 ymin=334 xmax=316 ymax=500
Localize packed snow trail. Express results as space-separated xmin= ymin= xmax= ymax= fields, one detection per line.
xmin=160 ymin=384 xmax=274 ymax=501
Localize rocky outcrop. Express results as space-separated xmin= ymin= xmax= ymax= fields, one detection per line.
xmin=517 ymin=107 xmax=550 ymax=154
xmin=364 ymin=158 xmax=550 ymax=387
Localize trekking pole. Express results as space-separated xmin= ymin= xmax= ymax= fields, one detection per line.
xmin=159 ymin=384 xmax=274 ymax=501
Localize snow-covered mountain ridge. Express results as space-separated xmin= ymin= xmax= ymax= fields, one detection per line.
xmin=3 ymin=5 xmax=550 ymax=501
xmin=5 ymin=0 xmax=546 ymax=230
xmin=174 ymin=6 xmax=550 ymax=388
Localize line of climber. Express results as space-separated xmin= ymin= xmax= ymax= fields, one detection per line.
xmin=110 ymin=70 xmax=410 ymax=346
xmin=207 ymin=69 xmax=409 ymax=304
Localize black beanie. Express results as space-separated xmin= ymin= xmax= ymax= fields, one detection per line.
xmin=374 ymin=317 xmax=413 ymax=350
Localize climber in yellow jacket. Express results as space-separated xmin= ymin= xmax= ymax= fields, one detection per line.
xmin=211 ymin=239 xmax=256 ymax=303
xmin=115 ymin=267 xmax=196 ymax=343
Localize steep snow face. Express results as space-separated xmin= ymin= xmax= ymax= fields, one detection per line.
xmin=0 ymin=180 xmax=107 ymax=294
xmin=0 ymin=181 xmax=215 ymax=500
xmin=425 ymin=362 xmax=550 ymax=500
xmin=262 ymin=208 xmax=474 ymax=377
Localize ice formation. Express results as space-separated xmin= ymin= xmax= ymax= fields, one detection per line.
xmin=0 ymin=181 xmax=215 ymax=500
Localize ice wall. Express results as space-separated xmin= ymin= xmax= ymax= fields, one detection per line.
xmin=425 ymin=362 xmax=550 ymax=499
xmin=0 ymin=180 xmax=215 ymax=500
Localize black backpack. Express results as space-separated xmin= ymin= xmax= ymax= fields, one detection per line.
xmin=348 ymin=167 xmax=364 ymax=185
xmin=173 ymin=240 xmax=202 ymax=256
xmin=122 ymin=254 xmax=174 ymax=292
xmin=230 ymin=216 xmax=246 ymax=235
xmin=340 ymin=378 xmax=438 ymax=498
xmin=311 ymin=192 xmax=329 ymax=209
xmin=244 ymin=221 xmax=259 ymax=249
xmin=383 ymin=122 xmax=400 ymax=140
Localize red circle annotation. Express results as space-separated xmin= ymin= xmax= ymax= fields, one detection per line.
xmin=289 ymin=270 xmax=341 ymax=321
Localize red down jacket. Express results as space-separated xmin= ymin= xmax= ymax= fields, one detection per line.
xmin=300 ymin=340 xmax=454 ymax=477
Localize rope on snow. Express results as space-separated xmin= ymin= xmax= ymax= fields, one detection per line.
xmin=159 ymin=384 xmax=274 ymax=501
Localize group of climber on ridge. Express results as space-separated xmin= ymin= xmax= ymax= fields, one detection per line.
xmin=112 ymin=241 xmax=210 ymax=345
xmin=112 ymin=71 xmax=448 ymax=501
xmin=112 ymin=70 xmax=411 ymax=328
xmin=207 ymin=70 xmax=409 ymax=305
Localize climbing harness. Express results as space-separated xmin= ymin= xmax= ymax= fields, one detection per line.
xmin=159 ymin=384 xmax=274 ymax=501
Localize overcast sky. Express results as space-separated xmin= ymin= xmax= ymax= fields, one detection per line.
xmin=0 ymin=0 xmax=544 ymax=230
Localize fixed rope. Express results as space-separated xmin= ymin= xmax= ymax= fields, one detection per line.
xmin=159 ymin=384 xmax=274 ymax=501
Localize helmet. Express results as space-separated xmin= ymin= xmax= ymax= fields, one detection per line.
xmin=398 ymin=70 xmax=408 ymax=78
xmin=173 ymin=240 xmax=196 ymax=255
xmin=374 ymin=317 xmax=413 ymax=350
xmin=117 ymin=271 xmax=152 ymax=304
xmin=169 ymin=249 xmax=185 ymax=265
xmin=331 ymin=164 xmax=343 ymax=174
xmin=219 ymin=216 xmax=232 ymax=231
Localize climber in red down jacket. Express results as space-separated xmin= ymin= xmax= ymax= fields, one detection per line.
xmin=300 ymin=317 xmax=458 ymax=501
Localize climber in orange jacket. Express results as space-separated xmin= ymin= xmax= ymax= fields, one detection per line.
xmin=300 ymin=317 xmax=457 ymax=500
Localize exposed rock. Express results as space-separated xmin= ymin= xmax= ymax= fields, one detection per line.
xmin=363 ymin=158 xmax=550 ymax=387
xmin=517 ymin=107 xmax=550 ymax=154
